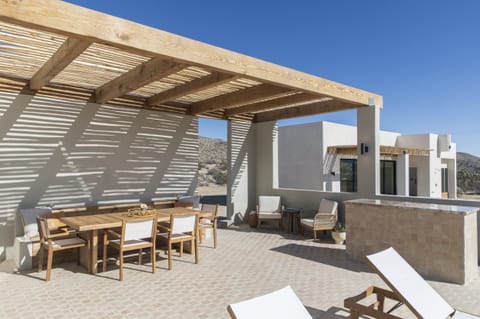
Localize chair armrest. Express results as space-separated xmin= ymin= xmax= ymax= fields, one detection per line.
xmin=157 ymin=224 xmax=171 ymax=232
xmin=105 ymin=229 xmax=121 ymax=239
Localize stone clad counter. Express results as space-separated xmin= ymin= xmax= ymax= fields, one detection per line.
xmin=345 ymin=198 xmax=479 ymax=284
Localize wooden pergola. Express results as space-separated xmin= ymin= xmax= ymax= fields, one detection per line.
xmin=0 ymin=0 xmax=382 ymax=122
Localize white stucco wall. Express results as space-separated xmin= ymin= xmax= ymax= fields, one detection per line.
xmin=227 ymin=120 xmax=256 ymax=222
xmin=0 ymin=91 xmax=199 ymax=261
xmin=278 ymin=121 xmax=457 ymax=198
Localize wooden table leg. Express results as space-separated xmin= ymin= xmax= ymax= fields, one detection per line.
xmin=90 ymin=229 xmax=98 ymax=274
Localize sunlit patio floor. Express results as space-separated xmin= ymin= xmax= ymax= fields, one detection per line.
xmin=1 ymin=224 xmax=479 ymax=319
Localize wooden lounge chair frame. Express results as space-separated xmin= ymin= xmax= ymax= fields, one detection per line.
xmin=344 ymin=247 xmax=479 ymax=319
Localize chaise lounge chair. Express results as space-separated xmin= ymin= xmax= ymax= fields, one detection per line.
xmin=344 ymin=247 xmax=479 ymax=319
xmin=227 ymin=286 xmax=312 ymax=319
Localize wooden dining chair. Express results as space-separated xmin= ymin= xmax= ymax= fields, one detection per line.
xmin=36 ymin=215 xmax=89 ymax=282
xmin=198 ymin=204 xmax=219 ymax=248
xmin=157 ymin=213 xmax=198 ymax=270
xmin=102 ymin=214 xmax=157 ymax=281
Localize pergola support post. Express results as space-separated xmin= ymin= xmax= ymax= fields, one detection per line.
xmin=357 ymin=105 xmax=380 ymax=197
xmin=227 ymin=120 xmax=256 ymax=224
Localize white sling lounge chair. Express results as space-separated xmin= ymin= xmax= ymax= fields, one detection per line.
xmin=344 ymin=247 xmax=479 ymax=319
xmin=227 ymin=286 xmax=312 ymax=319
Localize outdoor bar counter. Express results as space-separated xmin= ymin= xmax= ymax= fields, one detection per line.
xmin=345 ymin=198 xmax=479 ymax=284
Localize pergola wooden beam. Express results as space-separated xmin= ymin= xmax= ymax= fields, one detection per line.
xmin=327 ymin=145 xmax=431 ymax=157
xmin=224 ymin=93 xmax=319 ymax=118
xmin=29 ymin=37 xmax=91 ymax=90
xmin=255 ymin=99 xmax=358 ymax=122
xmin=0 ymin=0 xmax=383 ymax=108
xmin=190 ymin=83 xmax=291 ymax=115
xmin=146 ymin=72 xmax=237 ymax=106
xmin=95 ymin=58 xmax=185 ymax=104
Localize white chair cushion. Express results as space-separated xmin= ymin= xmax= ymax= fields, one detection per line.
xmin=18 ymin=207 xmax=52 ymax=238
xmin=300 ymin=218 xmax=314 ymax=227
xmin=52 ymin=237 xmax=86 ymax=248
xmin=258 ymin=196 xmax=281 ymax=214
xmin=258 ymin=212 xmax=282 ymax=220
xmin=228 ymin=286 xmax=312 ymax=319
xmin=110 ymin=238 xmax=150 ymax=248
xmin=317 ymin=199 xmax=337 ymax=215
xmin=158 ymin=233 xmax=192 ymax=240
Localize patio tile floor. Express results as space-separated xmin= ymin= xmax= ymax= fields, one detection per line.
xmin=1 ymin=224 xmax=479 ymax=318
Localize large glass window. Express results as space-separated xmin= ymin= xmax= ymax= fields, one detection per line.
xmin=340 ymin=159 xmax=357 ymax=192
xmin=380 ymin=160 xmax=396 ymax=195
xmin=441 ymin=168 xmax=448 ymax=193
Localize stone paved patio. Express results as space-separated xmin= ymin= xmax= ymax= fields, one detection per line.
xmin=1 ymin=224 xmax=479 ymax=318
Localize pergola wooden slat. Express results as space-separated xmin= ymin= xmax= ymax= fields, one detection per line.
xmin=0 ymin=0 xmax=383 ymax=121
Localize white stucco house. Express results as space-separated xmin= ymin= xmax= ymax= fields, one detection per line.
xmin=278 ymin=121 xmax=457 ymax=198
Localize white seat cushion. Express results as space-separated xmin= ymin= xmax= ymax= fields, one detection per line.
xmin=52 ymin=237 xmax=86 ymax=248
xmin=110 ymin=238 xmax=150 ymax=248
xmin=258 ymin=212 xmax=282 ymax=220
xmin=158 ymin=233 xmax=193 ymax=240
xmin=199 ymin=219 xmax=213 ymax=226
xmin=300 ymin=218 xmax=314 ymax=227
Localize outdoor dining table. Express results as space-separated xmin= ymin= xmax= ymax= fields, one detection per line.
xmin=60 ymin=207 xmax=206 ymax=274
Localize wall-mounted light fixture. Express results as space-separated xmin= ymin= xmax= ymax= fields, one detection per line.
xmin=360 ymin=143 xmax=369 ymax=155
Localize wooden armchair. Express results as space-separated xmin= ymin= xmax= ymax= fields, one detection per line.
xmin=256 ymin=196 xmax=283 ymax=230
xmin=102 ymin=214 xmax=157 ymax=281
xmin=36 ymin=215 xmax=89 ymax=281
xmin=157 ymin=213 xmax=198 ymax=270
xmin=198 ymin=204 xmax=219 ymax=248
xmin=300 ymin=199 xmax=338 ymax=240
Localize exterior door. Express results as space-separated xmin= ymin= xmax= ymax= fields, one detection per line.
xmin=380 ymin=160 xmax=396 ymax=195
xmin=409 ymin=167 xmax=418 ymax=196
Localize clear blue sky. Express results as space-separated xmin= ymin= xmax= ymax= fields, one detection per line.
xmin=67 ymin=0 xmax=480 ymax=156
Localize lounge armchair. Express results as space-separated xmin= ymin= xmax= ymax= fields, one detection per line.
xmin=227 ymin=286 xmax=312 ymax=319
xmin=344 ymin=247 xmax=479 ymax=319
xmin=256 ymin=195 xmax=283 ymax=230
xmin=300 ymin=199 xmax=338 ymax=240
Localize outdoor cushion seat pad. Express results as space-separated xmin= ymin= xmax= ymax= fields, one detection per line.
xmin=300 ymin=218 xmax=334 ymax=227
xmin=258 ymin=213 xmax=282 ymax=219
xmin=52 ymin=237 xmax=86 ymax=248
xmin=158 ymin=233 xmax=193 ymax=240
xmin=109 ymin=238 xmax=150 ymax=248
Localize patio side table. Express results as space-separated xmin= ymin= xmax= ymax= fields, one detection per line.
xmin=284 ymin=208 xmax=302 ymax=233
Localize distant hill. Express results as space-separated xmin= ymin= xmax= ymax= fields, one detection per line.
xmin=457 ymin=152 xmax=480 ymax=194
xmin=198 ymin=137 xmax=227 ymax=186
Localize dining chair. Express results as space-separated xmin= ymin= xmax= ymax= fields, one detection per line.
xmin=198 ymin=203 xmax=219 ymax=248
xmin=36 ymin=215 xmax=89 ymax=282
xmin=102 ymin=214 xmax=157 ymax=281
xmin=157 ymin=213 xmax=198 ymax=270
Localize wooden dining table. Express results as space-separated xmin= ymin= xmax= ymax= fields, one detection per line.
xmin=61 ymin=207 xmax=206 ymax=274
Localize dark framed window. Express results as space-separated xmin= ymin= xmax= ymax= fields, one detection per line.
xmin=441 ymin=168 xmax=448 ymax=193
xmin=340 ymin=159 xmax=357 ymax=192
xmin=380 ymin=160 xmax=396 ymax=195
